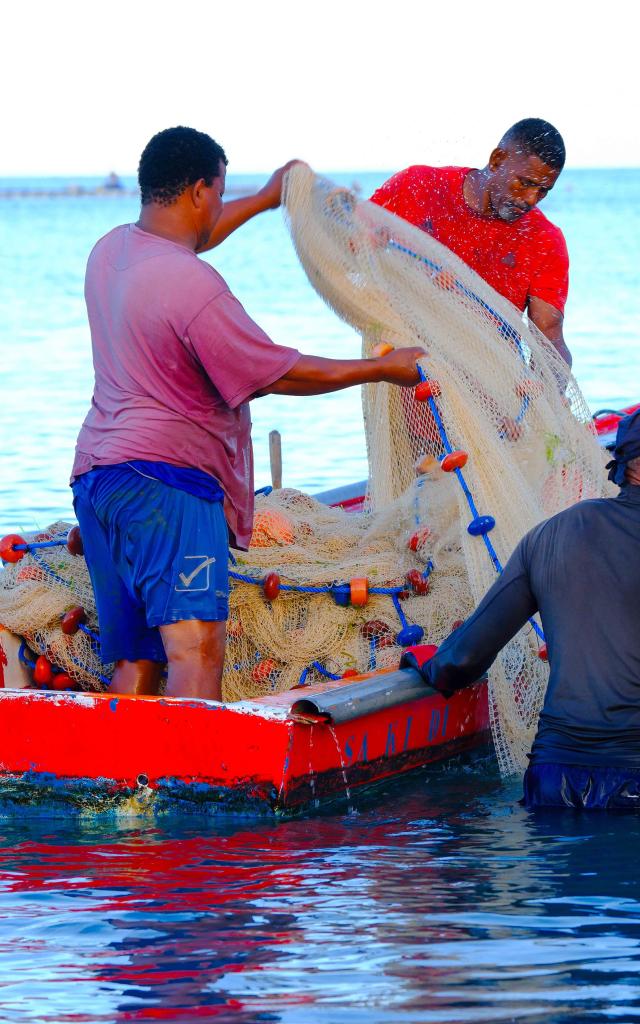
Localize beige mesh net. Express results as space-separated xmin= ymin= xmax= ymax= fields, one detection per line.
xmin=281 ymin=164 xmax=610 ymax=773
xmin=0 ymin=165 xmax=610 ymax=775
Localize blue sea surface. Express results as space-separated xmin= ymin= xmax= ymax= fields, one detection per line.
xmin=0 ymin=765 xmax=640 ymax=1023
xmin=1 ymin=171 xmax=640 ymax=1022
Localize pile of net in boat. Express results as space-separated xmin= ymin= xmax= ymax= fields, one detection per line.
xmin=0 ymin=165 xmax=610 ymax=775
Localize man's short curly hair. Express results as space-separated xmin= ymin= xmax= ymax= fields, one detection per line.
xmin=500 ymin=118 xmax=566 ymax=171
xmin=138 ymin=126 xmax=228 ymax=206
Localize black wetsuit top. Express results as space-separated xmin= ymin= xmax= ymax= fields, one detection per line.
xmin=421 ymin=485 xmax=640 ymax=767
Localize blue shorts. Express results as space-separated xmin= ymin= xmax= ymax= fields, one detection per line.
xmin=523 ymin=762 xmax=640 ymax=813
xmin=72 ymin=467 xmax=229 ymax=664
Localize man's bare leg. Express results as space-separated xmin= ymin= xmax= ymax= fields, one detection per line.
xmin=159 ymin=619 xmax=226 ymax=700
xmin=111 ymin=659 xmax=164 ymax=695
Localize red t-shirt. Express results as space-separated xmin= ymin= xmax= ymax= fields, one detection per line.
xmin=370 ymin=166 xmax=569 ymax=313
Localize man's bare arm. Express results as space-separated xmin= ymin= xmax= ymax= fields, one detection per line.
xmin=527 ymin=296 xmax=573 ymax=368
xmin=196 ymin=160 xmax=301 ymax=252
xmin=255 ymin=348 xmax=426 ymax=398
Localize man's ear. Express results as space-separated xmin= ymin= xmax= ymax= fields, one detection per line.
xmin=190 ymin=178 xmax=208 ymax=208
xmin=488 ymin=147 xmax=507 ymax=172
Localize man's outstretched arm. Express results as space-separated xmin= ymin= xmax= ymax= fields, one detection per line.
xmin=196 ymin=160 xmax=300 ymax=252
xmin=419 ymin=540 xmax=539 ymax=696
xmin=255 ymin=347 xmax=426 ymax=397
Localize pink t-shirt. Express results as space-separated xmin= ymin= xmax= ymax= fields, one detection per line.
xmin=72 ymin=224 xmax=300 ymax=548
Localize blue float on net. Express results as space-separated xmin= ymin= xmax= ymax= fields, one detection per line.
xmin=396 ymin=624 xmax=425 ymax=647
xmin=331 ymin=583 xmax=351 ymax=607
xmin=467 ymin=515 xmax=496 ymax=536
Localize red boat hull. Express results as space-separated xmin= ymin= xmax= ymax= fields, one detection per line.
xmin=0 ymin=678 xmax=489 ymax=816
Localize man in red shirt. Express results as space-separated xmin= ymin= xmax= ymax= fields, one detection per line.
xmin=370 ymin=118 xmax=571 ymax=368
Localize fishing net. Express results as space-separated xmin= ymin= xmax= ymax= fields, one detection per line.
xmin=280 ymin=164 xmax=610 ymax=773
xmin=0 ymin=165 xmax=610 ymax=775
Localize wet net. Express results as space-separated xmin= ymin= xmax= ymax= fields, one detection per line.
xmin=0 ymin=165 xmax=610 ymax=775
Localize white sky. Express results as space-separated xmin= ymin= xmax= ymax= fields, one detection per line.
xmin=3 ymin=0 xmax=637 ymax=176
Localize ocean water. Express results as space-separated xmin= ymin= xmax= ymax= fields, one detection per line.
xmin=1 ymin=170 xmax=640 ymax=1022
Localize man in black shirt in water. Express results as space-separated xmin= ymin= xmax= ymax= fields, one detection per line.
xmin=403 ymin=409 xmax=640 ymax=811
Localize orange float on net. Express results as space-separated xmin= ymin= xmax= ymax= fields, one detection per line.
xmin=415 ymin=380 xmax=441 ymax=402
xmin=350 ymin=578 xmax=369 ymax=607
xmin=250 ymin=510 xmax=295 ymax=548
xmin=441 ymin=450 xmax=468 ymax=472
xmin=537 ymin=643 xmax=549 ymax=661
xmin=371 ymin=341 xmax=395 ymax=358
xmin=408 ymin=527 xmax=431 ymax=552
xmin=0 ymin=534 xmax=27 ymax=563
xmin=342 ymin=668 xmax=359 ymax=678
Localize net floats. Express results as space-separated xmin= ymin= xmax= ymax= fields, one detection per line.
xmin=360 ymin=620 xmax=394 ymax=647
xmin=251 ymin=659 xmax=279 ymax=684
xmin=371 ymin=341 xmax=395 ymax=358
xmin=330 ymin=579 xmax=369 ymax=606
xmin=350 ymin=578 xmax=369 ymax=607
xmin=60 ymin=606 xmax=87 ymax=635
xmin=396 ymin=624 xmax=425 ymax=646
xmin=415 ymin=379 xmax=441 ymax=401
xmin=405 ymin=569 xmax=430 ymax=595
xmin=408 ymin=527 xmax=431 ymax=552
xmin=33 ymin=655 xmax=53 ymax=684
xmin=441 ymin=450 xmax=468 ymax=472
xmin=262 ymin=573 xmax=281 ymax=601
xmin=467 ymin=515 xmax=496 ymax=536
xmin=66 ymin=526 xmax=84 ymax=556
xmin=0 ymin=534 xmax=27 ymax=563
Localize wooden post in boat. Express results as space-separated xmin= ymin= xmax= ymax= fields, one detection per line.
xmin=269 ymin=430 xmax=282 ymax=489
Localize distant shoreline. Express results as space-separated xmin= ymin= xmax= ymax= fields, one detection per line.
xmin=0 ymin=182 xmax=255 ymax=200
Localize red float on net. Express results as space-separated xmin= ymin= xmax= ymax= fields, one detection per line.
xmin=33 ymin=656 xmax=53 ymax=685
xmin=51 ymin=673 xmax=76 ymax=691
xmin=408 ymin=527 xmax=431 ymax=552
xmin=415 ymin=380 xmax=441 ymax=402
xmin=441 ymin=450 xmax=468 ymax=472
xmin=0 ymin=534 xmax=27 ymax=563
xmin=61 ymin=606 xmax=87 ymax=636
xmin=263 ymin=573 xmax=281 ymax=601
xmin=405 ymin=569 xmax=430 ymax=596
xmin=251 ymin=659 xmax=278 ymax=684
xmin=66 ymin=526 xmax=84 ymax=556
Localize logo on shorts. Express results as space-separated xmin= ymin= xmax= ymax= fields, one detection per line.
xmin=175 ymin=555 xmax=216 ymax=592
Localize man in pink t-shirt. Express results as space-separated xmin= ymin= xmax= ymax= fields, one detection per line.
xmin=72 ymin=126 xmax=424 ymax=702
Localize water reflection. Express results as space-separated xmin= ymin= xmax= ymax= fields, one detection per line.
xmin=0 ymin=763 xmax=639 ymax=1022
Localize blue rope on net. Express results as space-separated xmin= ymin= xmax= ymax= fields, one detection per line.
xmin=415 ymin=364 xmax=545 ymax=644
xmin=12 ymin=537 xmax=67 ymax=552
